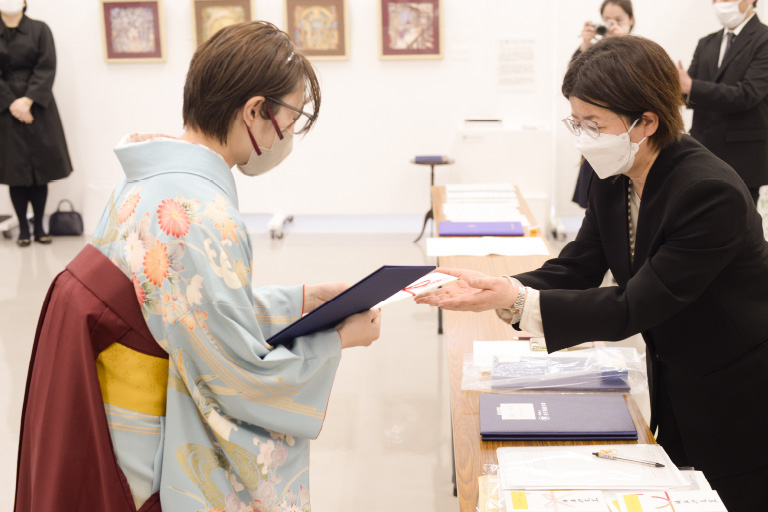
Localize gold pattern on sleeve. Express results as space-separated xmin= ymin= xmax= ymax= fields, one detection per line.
xmin=176 ymin=437 xmax=267 ymax=509
xmin=176 ymin=444 xmax=228 ymax=510
xmin=92 ymin=191 xmax=121 ymax=247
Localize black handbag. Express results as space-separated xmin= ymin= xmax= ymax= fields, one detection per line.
xmin=49 ymin=199 xmax=84 ymax=236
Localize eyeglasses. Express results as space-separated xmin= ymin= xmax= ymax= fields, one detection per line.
xmin=266 ymin=96 xmax=317 ymax=134
xmin=562 ymin=115 xmax=621 ymax=139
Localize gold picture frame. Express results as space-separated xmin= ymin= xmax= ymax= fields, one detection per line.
xmin=192 ymin=0 xmax=253 ymax=48
xmin=100 ymin=0 xmax=166 ymax=62
xmin=379 ymin=0 xmax=443 ymax=60
xmin=285 ymin=0 xmax=349 ymax=60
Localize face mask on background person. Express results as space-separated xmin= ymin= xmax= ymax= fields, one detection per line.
xmin=713 ymin=1 xmax=749 ymax=30
xmin=0 ymin=0 xmax=24 ymax=15
xmin=575 ymin=119 xmax=646 ymax=179
xmin=237 ymin=106 xmax=294 ymax=177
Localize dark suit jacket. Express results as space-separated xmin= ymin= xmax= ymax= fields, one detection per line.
xmin=688 ymin=15 xmax=768 ymax=190
xmin=514 ymin=135 xmax=768 ymax=480
xmin=15 ymin=244 xmax=163 ymax=512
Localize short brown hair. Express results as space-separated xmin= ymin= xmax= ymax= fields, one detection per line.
xmin=183 ymin=21 xmax=321 ymax=144
xmin=562 ymin=36 xmax=684 ymax=150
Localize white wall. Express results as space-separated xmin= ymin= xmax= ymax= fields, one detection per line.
xmin=4 ymin=0 xmax=766 ymax=233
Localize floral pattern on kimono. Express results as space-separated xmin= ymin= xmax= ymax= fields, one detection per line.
xmin=92 ymin=133 xmax=342 ymax=512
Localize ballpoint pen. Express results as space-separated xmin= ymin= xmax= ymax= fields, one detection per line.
xmin=592 ymin=452 xmax=666 ymax=468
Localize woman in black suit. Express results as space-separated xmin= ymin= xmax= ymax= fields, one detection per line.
xmin=417 ymin=36 xmax=768 ymax=512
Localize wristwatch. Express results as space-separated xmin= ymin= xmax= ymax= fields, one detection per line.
xmin=511 ymin=286 xmax=526 ymax=319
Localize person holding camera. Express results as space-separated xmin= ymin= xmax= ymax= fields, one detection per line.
xmin=572 ymin=0 xmax=635 ymax=208
xmin=578 ymin=0 xmax=635 ymax=56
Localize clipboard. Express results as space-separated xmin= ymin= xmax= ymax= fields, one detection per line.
xmin=267 ymin=265 xmax=435 ymax=347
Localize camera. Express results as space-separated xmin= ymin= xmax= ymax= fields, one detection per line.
xmin=590 ymin=21 xmax=613 ymax=36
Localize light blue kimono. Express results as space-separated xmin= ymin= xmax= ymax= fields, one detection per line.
xmin=92 ymin=133 xmax=342 ymax=512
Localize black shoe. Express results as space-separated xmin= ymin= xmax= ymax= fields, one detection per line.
xmin=17 ymin=238 xmax=31 ymax=247
xmin=34 ymin=234 xmax=52 ymax=244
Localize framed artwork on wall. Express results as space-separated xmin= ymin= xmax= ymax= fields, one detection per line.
xmin=379 ymin=0 xmax=442 ymax=60
xmin=192 ymin=0 xmax=252 ymax=47
xmin=285 ymin=0 xmax=348 ymax=60
xmin=100 ymin=0 xmax=166 ymax=62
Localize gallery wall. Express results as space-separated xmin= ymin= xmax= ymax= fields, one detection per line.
xmin=4 ymin=0 xmax=766 ymax=234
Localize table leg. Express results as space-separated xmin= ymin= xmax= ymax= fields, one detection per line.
xmin=413 ymin=208 xmax=433 ymax=243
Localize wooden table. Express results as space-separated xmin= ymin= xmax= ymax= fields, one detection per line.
xmin=432 ymin=186 xmax=655 ymax=512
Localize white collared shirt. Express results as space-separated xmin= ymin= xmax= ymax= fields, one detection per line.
xmin=719 ymin=12 xmax=755 ymax=67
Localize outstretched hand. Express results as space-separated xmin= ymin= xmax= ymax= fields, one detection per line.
xmin=413 ymin=267 xmax=518 ymax=312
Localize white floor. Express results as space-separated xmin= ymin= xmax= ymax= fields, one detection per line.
xmin=0 ymin=225 xmax=649 ymax=512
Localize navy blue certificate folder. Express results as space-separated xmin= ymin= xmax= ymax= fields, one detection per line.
xmin=439 ymin=221 xmax=524 ymax=237
xmin=267 ymin=265 xmax=435 ymax=347
xmin=479 ymin=393 xmax=637 ymax=441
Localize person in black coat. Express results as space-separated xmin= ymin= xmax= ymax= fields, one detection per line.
xmin=678 ymin=0 xmax=768 ymax=204
xmin=0 ymin=1 xmax=72 ymax=246
xmin=416 ymin=36 xmax=768 ymax=512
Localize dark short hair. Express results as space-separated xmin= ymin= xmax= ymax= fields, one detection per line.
xmin=562 ymin=36 xmax=684 ymax=150
xmin=601 ymin=0 xmax=634 ymax=20
xmin=183 ymin=21 xmax=321 ymax=144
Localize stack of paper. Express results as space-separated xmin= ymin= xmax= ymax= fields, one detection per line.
xmin=426 ymin=236 xmax=549 ymax=257
xmin=442 ymin=183 xmax=525 ymax=223
xmin=502 ymin=490 xmax=608 ymax=511
xmin=612 ymin=491 xmax=727 ymax=512
xmin=496 ymin=445 xmax=689 ymax=490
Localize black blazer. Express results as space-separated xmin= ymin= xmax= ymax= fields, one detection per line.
xmin=688 ymin=15 xmax=768 ymax=189
xmin=0 ymin=16 xmax=72 ymax=187
xmin=514 ymin=135 xmax=768 ymax=480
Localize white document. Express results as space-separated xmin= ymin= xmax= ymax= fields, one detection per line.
xmin=372 ymin=272 xmax=457 ymax=308
xmin=503 ymin=490 xmax=608 ymax=511
xmin=427 ymin=236 xmax=549 ymax=257
xmin=446 ymin=183 xmax=518 ymax=194
xmin=496 ymin=445 xmax=689 ymax=490
xmin=615 ymin=491 xmax=727 ymax=512
xmin=473 ymin=340 xmax=537 ymax=366
xmin=442 ymin=203 xmax=523 ymax=221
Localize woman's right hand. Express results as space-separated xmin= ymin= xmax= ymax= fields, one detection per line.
xmin=580 ymin=21 xmax=597 ymax=52
xmin=336 ymin=309 xmax=381 ymax=349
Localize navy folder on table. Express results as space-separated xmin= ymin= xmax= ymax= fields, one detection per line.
xmin=479 ymin=393 xmax=637 ymax=441
xmin=267 ymin=265 xmax=435 ymax=347
xmin=439 ymin=221 xmax=524 ymax=237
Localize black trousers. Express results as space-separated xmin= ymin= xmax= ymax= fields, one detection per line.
xmin=656 ymin=385 xmax=767 ymax=512
xmin=8 ymin=185 xmax=47 ymax=238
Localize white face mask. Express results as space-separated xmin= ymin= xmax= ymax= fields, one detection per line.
xmin=0 ymin=0 xmax=24 ymax=15
xmin=575 ymin=119 xmax=646 ymax=179
xmin=713 ymin=1 xmax=748 ymax=30
xmin=237 ymin=123 xmax=294 ymax=177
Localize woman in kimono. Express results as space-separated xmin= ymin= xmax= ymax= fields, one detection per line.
xmin=88 ymin=22 xmax=381 ymax=511
xmin=0 ymin=0 xmax=72 ymax=246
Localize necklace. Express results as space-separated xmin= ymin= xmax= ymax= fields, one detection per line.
xmin=627 ymin=179 xmax=635 ymax=267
